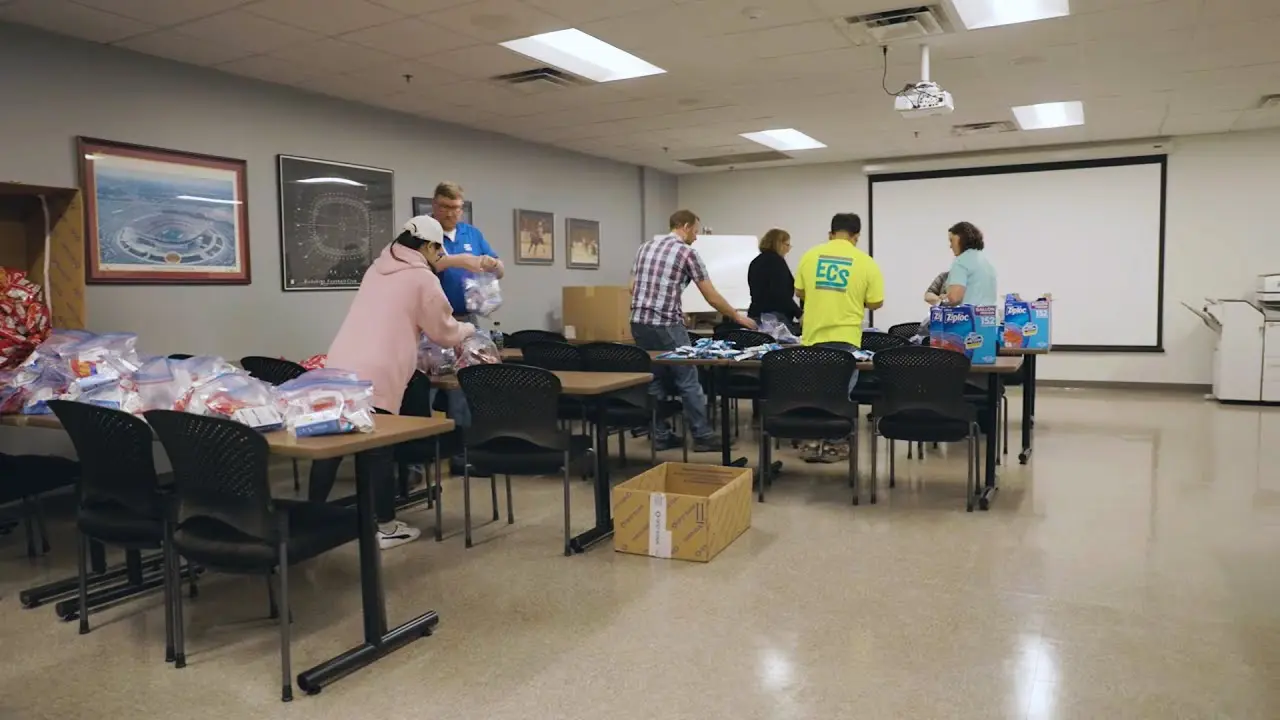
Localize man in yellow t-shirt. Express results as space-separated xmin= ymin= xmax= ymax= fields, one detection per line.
xmin=792 ymin=213 xmax=885 ymax=462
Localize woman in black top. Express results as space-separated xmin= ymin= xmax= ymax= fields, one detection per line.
xmin=747 ymin=228 xmax=801 ymax=325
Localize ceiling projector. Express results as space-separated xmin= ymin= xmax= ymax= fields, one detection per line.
xmin=893 ymin=45 xmax=954 ymax=119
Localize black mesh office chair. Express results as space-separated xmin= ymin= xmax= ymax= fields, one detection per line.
xmin=579 ymin=342 xmax=684 ymax=464
xmin=720 ymin=329 xmax=775 ymax=436
xmin=852 ymin=332 xmax=922 ymax=458
xmin=455 ymin=364 xmax=594 ymax=553
xmin=758 ymin=347 xmax=859 ymax=503
xmin=887 ymin=322 xmax=924 ymax=340
xmin=870 ymin=346 xmax=981 ymax=511
xmin=0 ymin=453 xmax=78 ymax=558
xmin=520 ymin=341 xmax=588 ymax=431
xmin=47 ymin=401 xmax=174 ymax=647
xmin=505 ymin=329 xmax=567 ymax=349
xmin=146 ymin=411 xmax=359 ymax=702
xmin=240 ymin=356 xmax=309 ymax=492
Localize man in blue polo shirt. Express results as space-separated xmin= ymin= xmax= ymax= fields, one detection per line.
xmin=430 ymin=181 xmax=502 ymax=432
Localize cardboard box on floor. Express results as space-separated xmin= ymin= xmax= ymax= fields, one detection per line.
xmin=0 ymin=182 xmax=86 ymax=330
xmin=562 ymin=286 xmax=632 ymax=343
xmin=613 ymin=463 xmax=751 ymax=562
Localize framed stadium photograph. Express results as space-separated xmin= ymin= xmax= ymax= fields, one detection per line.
xmin=278 ymin=155 xmax=394 ymax=291
xmin=78 ymin=137 xmax=251 ymax=285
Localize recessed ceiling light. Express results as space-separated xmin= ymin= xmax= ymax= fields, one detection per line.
xmin=1011 ymin=101 xmax=1085 ymax=130
xmin=952 ymin=0 xmax=1069 ymax=29
xmin=739 ymin=128 xmax=827 ymax=152
xmin=499 ymin=29 xmax=665 ymax=83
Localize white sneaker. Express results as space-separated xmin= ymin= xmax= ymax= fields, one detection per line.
xmin=377 ymin=520 xmax=421 ymax=550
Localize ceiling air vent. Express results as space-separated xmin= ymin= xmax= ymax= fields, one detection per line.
xmin=1258 ymin=94 xmax=1280 ymax=110
xmin=842 ymin=5 xmax=949 ymax=45
xmin=951 ymin=121 xmax=1017 ymax=137
xmin=678 ymin=151 xmax=791 ymax=168
xmin=491 ymin=67 xmax=586 ymax=94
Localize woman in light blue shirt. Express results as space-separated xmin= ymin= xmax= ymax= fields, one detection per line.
xmin=944 ymin=221 xmax=997 ymax=307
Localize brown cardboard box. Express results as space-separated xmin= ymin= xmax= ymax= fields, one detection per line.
xmin=613 ymin=463 xmax=752 ymax=562
xmin=562 ymin=285 xmax=632 ymax=343
xmin=0 ymin=183 xmax=86 ymax=330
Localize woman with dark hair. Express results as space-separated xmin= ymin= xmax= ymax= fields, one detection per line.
xmin=943 ymin=221 xmax=997 ymax=307
xmin=747 ymin=228 xmax=801 ymax=327
xmin=307 ymin=214 xmax=476 ymax=549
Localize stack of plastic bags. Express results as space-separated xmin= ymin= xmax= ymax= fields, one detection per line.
xmin=276 ymin=369 xmax=375 ymax=437
xmin=655 ymin=338 xmax=787 ymax=362
xmin=3 ymin=330 xmax=140 ymax=415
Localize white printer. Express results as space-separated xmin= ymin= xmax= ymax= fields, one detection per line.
xmin=1192 ymin=274 xmax=1280 ymax=403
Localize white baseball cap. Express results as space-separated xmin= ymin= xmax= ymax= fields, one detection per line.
xmin=402 ymin=215 xmax=444 ymax=246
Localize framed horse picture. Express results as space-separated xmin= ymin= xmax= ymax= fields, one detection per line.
xmin=514 ymin=209 xmax=554 ymax=265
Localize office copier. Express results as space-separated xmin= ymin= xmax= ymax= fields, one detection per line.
xmin=1189 ymin=274 xmax=1280 ymax=403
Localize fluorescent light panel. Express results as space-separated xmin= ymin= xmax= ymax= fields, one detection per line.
xmin=739 ymin=128 xmax=827 ymax=152
xmin=1012 ymin=101 xmax=1085 ymax=130
xmin=952 ymin=0 xmax=1069 ymax=29
xmin=499 ymin=29 xmax=665 ymax=83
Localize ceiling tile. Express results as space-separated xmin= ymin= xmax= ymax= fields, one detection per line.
xmin=366 ymin=0 xmax=474 ymax=12
xmin=312 ymin=58 xmax=467 ymax=101
xmin=72 ymin=0 xmax=249 ymax=26
xmin=173 ymin=9 xmax=321 ymax=54
xmin=270 ymin=37 xmax=401 ymax=73
xmin=417 ymin=43 xmax=537 ymax=79
xmin=340 ymin=17 xmax=478 ymax=57
xmin=1160 ymin=111 xmax=1242 ymax=135
xmin=0 ymin=0 xmax=154 ymax=43
xmin=214 ymin=53 xmax=320 ymax=85
xmin=115 ymin=29 xmax=257 ymax=66
xmin=421 ymin=0 xmax=568 ymax=43
xmin=522 ymin=0 xmax=675 ymax=24
xmin=583 ymin=0 xmax=826 ymax=49
xmin=242 ymin=0 xmax=406 ymax=36
xmin=1232 ymin=106 xmax=1280 ymax=131
xmin=745 ymin=20 xmax=851 ymax=58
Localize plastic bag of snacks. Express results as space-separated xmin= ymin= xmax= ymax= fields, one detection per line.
xmin=15 ymin=329 xmax=93 ymax=382
xmin=62 ymin=333 xmax=141 ymax=398
xmin=78 ymin=378 xmax=143 ymax=415
xmin=417 ymin=335 xmax=456 ymax=376
xmin=300 ymin=354 xmax=327 ymax=371
xmin=455 ymin=329 xmax=500 ymax=370
xmin=276 ymin=369 xmax=375 ymax=437
xmin=462 ymin=272 xmax=503 ymax=317
xmin=20 ymin=365 xmax=72 ymax=415
xmin=758 ymin=314 xmax=800 ymax=344
xmin=183 ymin=372 xmax=283 ymax=431
xmin=0 ymin=268 xmax=52 ymax=370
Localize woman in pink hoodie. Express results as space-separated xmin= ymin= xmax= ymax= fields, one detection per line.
xmin=309 ymin=215 xmax=478 ymax=549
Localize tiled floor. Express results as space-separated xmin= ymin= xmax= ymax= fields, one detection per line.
xmin=0 ymin=388 xmax=1278 ymax=719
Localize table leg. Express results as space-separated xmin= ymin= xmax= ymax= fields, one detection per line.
xmin=568 ymin=394 xmax=614 ymax=553
xmin=295 ymin=449 xmax=438 ymax=695
xmin=980 ymin=373 xmax=1000 ymax=510
xmin=1019 ymin=355 xmax=1036 ymax=464
xmin=717 ymin=367 xmax=749 ymax=468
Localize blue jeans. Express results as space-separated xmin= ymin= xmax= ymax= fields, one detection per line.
xmin=815 ymin=341 xmax=860 ymax=395
xmin=630 ymin=323 xmax=713 ymax=441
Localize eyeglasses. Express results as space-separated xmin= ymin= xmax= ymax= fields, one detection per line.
xmin=433 ymin=201 xmax=465 ymax=214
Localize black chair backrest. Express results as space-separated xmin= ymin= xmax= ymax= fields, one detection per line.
xmin=167 ymin=353 xmax=194 ymax=360
xmin=506 ymin=329 xmax=567 ymax=349
xmin=859 ymin=331 xmax=909 ymax=353
xmin=145 ymin=410 xmax=275 ymax=540
xmin=712 ymin=321 xmax=745 ymax=339
xmin=759 ymin=347 xmax=858 ymax=419
xmin=521 ymin=341 xmax=585 ymax=371
xmin=887 ymin=323 xmax=923 ymax=340
xmin=724 ymin=329 xmax=775 ymax=349
xmin=456 ymin=364 xmax=567 ymax=451
xmin=579 ymin=342 xmax=650 ymax=407
xmin=871 ymin=346 xmax=973 ymax=421
xmin=49 ymin=400 xmax=161 ymax=517
xmin=240 ymin=356 xmax=307 ymax=386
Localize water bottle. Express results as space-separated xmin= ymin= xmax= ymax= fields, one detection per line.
xmin=492 ymin=321 xmax=504 ymax=350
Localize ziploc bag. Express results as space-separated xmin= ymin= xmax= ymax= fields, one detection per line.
xmin=276 ymin=369 xmax=375 ymax=437
xmin=758 ymin=314 xmax=800 ymax=344
xmin=20 ymin=364 xmax=72 ymax=415
xmin=64 ymin=332 xmax=141 ymax=395
xmin=417 ymin=335 xmax=456 ymax=376
xmin=455 ymin=329 xmax=500 ymax=369
xmin=462 ymin=272 xmax=503 ymax=317
xmin=79 ymin=378 xmax=143 ymax=415
xmin=183 ymin=372 xmax=284 ymax=431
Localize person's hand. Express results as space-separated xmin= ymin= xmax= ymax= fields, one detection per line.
xmin=925 ymin=292 xmax=941 ymax=305
xmin=459 ymin=321 xmax=477 ymax=339
xmin=449 ymin=254 xmax=488 ymax=273
xmin=736 ymin=313 xmax=758 ymax=331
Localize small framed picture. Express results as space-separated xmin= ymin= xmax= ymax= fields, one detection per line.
xmin=514 ymin=209 xmax=554 ymax=265
xmin=566 ymin=218 xmax=600 ymax=269
xmin=413 ymin=196 xmax=472 ymax=225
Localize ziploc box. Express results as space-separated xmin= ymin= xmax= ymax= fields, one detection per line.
xmin=1002 ymin=294 xmax=1051 ymax=350
xmin=930 ymin=304 xmax=998 ymax=364
xmin=612 ymin=463 xmax=751 ymax=562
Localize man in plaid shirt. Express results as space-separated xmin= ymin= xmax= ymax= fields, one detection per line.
xmin=630 ymin=209 xmax=756 ymax=452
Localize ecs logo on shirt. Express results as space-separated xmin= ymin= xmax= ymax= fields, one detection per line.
xmin=814 ymin=255 xmax=852 ymax=291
